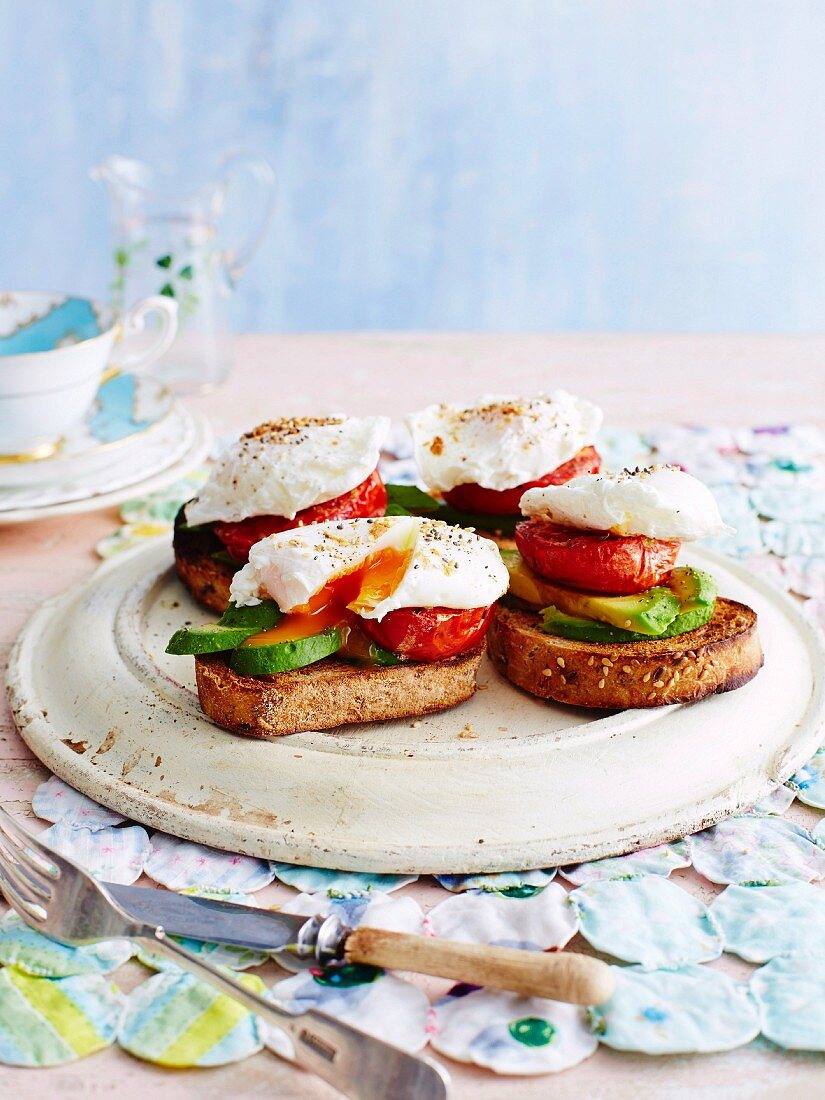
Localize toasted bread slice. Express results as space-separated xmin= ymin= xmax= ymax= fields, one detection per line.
xmin=195 ymin=644 xmax=485 ymax=737
xmin=173 ymin=505 xmax=235 ymax=614
xmin=488 ymin=599 xmax=762 ymax=709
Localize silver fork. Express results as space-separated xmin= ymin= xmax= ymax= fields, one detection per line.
xmin=0 ymin=808 xmax=449 ymax=1100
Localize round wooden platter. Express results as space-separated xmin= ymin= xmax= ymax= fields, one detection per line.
xmin=7 ymin=540 xmax=825 ymax=873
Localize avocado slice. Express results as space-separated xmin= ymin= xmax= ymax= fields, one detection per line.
xmin=668 ymin=566 xmax=717 ymax=611
xmin=217 ymin=600 xmax=282 ymax=630
xmin=502 ymin=551 xmax=680 ymax=636
xmin=166 ymin=600 xmax=282 ymax=655
xmin=230 ymin=627 xmax=343 ymax=676
xmin=166 ymin=623 xmax=265 ymax=655
xmin=541 ymin=601 xmax=715 ymax=644
xmin=338 ymin=629 xmax=403 ymax=667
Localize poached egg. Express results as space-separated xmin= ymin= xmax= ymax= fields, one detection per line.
xmin=520 ymin=465 xmax=733 ymax=541
xmin=184 ymin=415 xmax=390 ymax=525
xmin=230 ymin=515 xmax=510 ymax=621
xmin=407 ymin=391 xmax=603 ymax=493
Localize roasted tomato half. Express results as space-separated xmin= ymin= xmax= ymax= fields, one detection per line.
xmin=214 ymin=469 xmax=388 ymax=563
xmin=514 ymin=520 xmax=680 ymax=595
xmin=359 ymin=604 xmax=494 ymax=662
xmin=441 ymin=446 xmax=601 ymax=516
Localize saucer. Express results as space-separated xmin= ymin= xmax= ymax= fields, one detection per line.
xmin=0 ymin=407 xmax=212 ymax=522
xmin=0 ymin=372 xmax=174 ymax=486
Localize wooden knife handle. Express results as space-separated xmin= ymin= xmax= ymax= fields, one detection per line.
xmin=344 ymin=928 xmax=615 ymax=1005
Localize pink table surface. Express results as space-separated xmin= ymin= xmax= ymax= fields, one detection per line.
xmin=2 ymin=333 xmax=824 ymax=1099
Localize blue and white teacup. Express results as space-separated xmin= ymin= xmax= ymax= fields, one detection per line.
xmin=0 ymin=291 xmax=178 ymax=460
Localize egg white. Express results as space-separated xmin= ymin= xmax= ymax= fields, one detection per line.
xmin=407 ymin=390 xmax=602 ymax=492
xmin=185 ymin=415 xmax=390 ymax=525
xmin=230 ymin=515 xmax=510 ymax=619
xmin=520 ymin=466 xmax=733 ymax=541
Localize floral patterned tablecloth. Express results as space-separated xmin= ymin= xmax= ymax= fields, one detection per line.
xmin=2 ymin=421 xmax=824 ymax=1078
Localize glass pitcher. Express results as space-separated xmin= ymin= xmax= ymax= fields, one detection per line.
xmin=91 ymin=153 xmax=274 ymax=394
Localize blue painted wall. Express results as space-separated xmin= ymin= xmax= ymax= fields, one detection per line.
xmin=1 ymin=0 xmax=824 ymax=332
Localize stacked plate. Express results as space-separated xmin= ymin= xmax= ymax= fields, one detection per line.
xmin=0 ymin=373 xmax=211 ymax=524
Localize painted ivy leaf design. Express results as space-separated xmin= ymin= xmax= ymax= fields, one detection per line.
xmin=156 ymin=254 xmax=173 ymax=269
xmin=159 ymin=283 xmax=175 ymax=298
xmin=178 ymin=264 xmax=193 ymax=279
xmin=114 ymin=248 xmax=130 ymax=268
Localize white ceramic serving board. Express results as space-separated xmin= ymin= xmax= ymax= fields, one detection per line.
xmin=7 ymin=540 xmax=824 ymax=873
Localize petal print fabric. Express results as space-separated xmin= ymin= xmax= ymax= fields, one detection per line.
xmin=145 ymin=833 xmax=276 ymax=892
xmin=431 ymin=987 xmax=597 ymax=1075
xmin=32 ymin=776 xmax=126 ymax=830
xmin=588 ymin=965 xmax=760 ymax=1054
xmin=0 ymin=911 xmax=133 ymax=978
xmin=686 ymin=817 xmax=825 ymax=885
xmin=118 ymin=970 xmax=266 ymax=1067
xmin=559 ymin=841 xmax=690 ymax=885
xmin=750 ymin=484 xmax=825 ymax=523
xmin=281 ymin=888 xmax=425 ymax=935
xmin=134 ymin=889 xmax=270 ymax=973
xmin=761 ymin=519 xmax=825 ymax=557
xmin=0 ymin=969 xmax=123 ymax=1066
xmin=267 ymin=966 xmax=430 ymax=1052
xmin=434 ymin=869 xmax=557 ymax=896
xmin=747 ymin=785 xmax=797 ymax=816
xmin=39 ymin=822 xmax=150 ymax=885
xmin=788 ymin=747 xmax=825 ymax=809
xmin=270 ymin=863 xmax=418 ymax=896
xmin=427 ymin=884 xmax=578 ymax=951
xmin=750 ymin=956 xmax=825 ymax=1051
xmin=781 ymin=555 xmax=825 ymax=598
xmin=572 ymin=878 xmax=723 ymax=967
xmin=710 ymin=883 xmax=825 ymax=962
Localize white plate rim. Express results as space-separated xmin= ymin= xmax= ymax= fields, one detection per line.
xmin=6 ymin=540 xmax=825 ymax=873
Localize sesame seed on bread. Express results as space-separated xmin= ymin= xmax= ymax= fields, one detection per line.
xmin=487 ymin=599 xmax=762 ymax=709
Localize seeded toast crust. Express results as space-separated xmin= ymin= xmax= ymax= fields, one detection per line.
xmin=195 ymin=644 xmax=485 ymax=737
xmin=173 ymin=505 xmax=235 ymax=614
xmin=487 ymin=599 xmax=762 ymax=709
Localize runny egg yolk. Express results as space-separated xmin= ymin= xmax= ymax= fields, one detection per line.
xmin=241 ymin=546 xmax=413 ymax=646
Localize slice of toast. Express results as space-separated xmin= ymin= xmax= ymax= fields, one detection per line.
xmin=195 ymin=644 xmax=484 ymax=737
xmin=173 ymin=506 xmax=235 ymax=614
xmin=487 ymin=599 xmax=762 ymax=709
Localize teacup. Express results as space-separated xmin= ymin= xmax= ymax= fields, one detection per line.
xmin=0 ymin=291 xmax=178 ymax=460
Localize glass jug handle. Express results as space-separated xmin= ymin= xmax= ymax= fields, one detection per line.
xmin=221 ymin=154 xmax=276 ymax=284
xmin=110 ymin=296 xmax=179 ymax=373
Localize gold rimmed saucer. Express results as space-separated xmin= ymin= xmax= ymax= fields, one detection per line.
xmin=0 ymin=372 xmax=174 ymax=484
xmin=0 ymin=438 xmax=64 ymax=464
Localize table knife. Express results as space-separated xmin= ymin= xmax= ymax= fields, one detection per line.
xmin=106 ymin=883 xmax=614 ymax=1004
